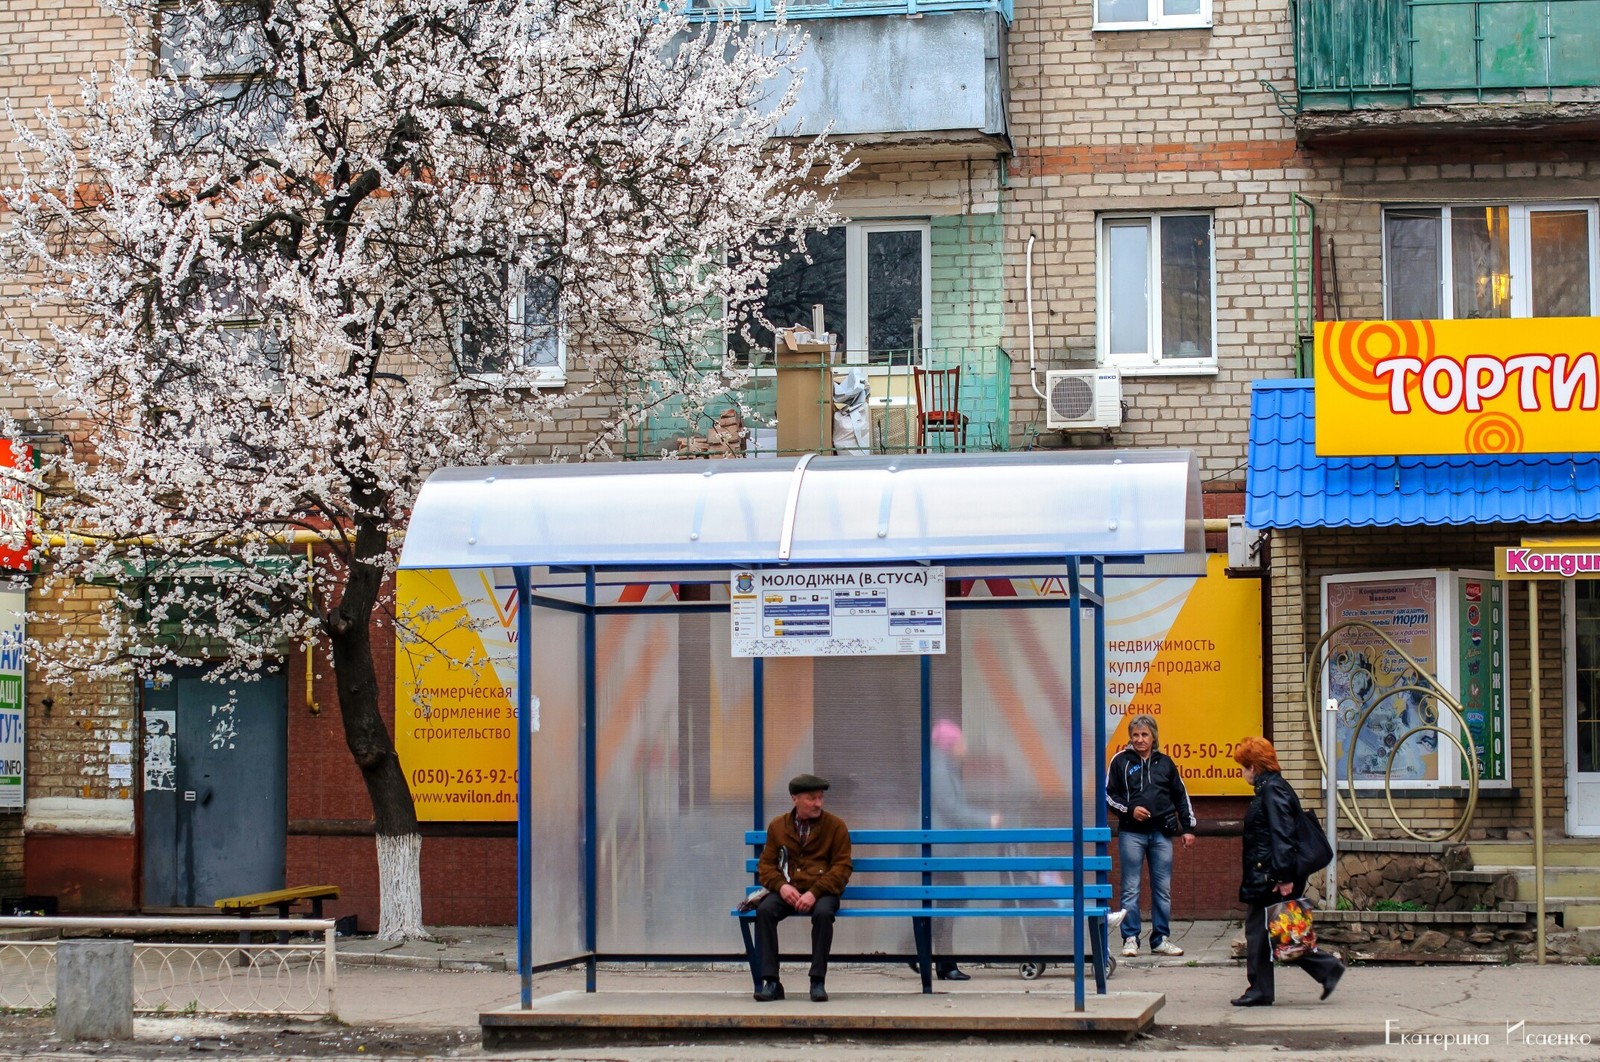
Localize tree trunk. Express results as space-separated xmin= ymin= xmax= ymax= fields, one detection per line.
xmin=324 ymin=517 xmax=427 ymax=940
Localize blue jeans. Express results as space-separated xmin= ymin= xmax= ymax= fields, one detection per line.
xmin=1118 ymin=829 xmax=1173 ymax=947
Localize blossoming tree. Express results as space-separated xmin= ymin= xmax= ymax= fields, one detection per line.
xmin=1 ymin=0 xmax=842 ymax=938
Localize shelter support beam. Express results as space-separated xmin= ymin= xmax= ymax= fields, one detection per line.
xmin=1531 ymin=581 xmax=1546 ymax=965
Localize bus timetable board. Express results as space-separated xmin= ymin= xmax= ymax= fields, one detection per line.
xmin=731 ymin=567 xmax=946 ymax=657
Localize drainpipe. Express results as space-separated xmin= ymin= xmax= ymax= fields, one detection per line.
xmin=1291 ymin=193 xmax=1318 ymax=378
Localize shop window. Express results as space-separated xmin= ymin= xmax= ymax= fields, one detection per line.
xmin=1577 ymin=582 xmax=1600 ymax=775
xmin=1094 ymin=0 xmax=1211 ymax=30
xmin=1383 ymin=204 xmax=1599 ymax=320
xmin=1097 ymin=212 xmax=1215 ymax=373
xmin=731 ymin=221 xmax=930 ymax=365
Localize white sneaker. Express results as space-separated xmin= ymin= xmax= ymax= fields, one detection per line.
xmin=1121 ymin=939 xmax=1138 ymax=958
xmin=1151 ymin=940 xmax=1185 ymax=956
xmin=1105 ymin=909 xmax=1127 ymax=933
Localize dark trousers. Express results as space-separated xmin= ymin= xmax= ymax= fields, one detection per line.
xmin=931 ymin=871 xmax=966 ymax=971
xmin=755 ymin=892 xmax=840 ymax=982
xmin=1243 ymin=898 xmax=1345 ymax=1002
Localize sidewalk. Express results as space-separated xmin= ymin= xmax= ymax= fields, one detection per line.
xmin=326 ymin=919 xmax=1600 ymax=1051
xmin=331 ymin=917 xmax=1247 ymax=974
xmin=12 ymin=920 xmax=1600 ymax=1059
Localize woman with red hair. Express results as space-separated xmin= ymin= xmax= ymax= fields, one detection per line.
xmin=1230 ymin=737 xmax=1345 ymax=1006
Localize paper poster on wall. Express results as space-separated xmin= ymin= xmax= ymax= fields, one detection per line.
xmin=1323 ymin=575 xmax=1440 ymax=784
xmin=1101 ymin=554 xmax=1260 ymax=797
xmin=0 ymin=586 xmax=22 ymax=809
xmin=143 ymin=711 xmax=175 ymax=791
xmin=394 ymin=568 xmax=519 ymax=821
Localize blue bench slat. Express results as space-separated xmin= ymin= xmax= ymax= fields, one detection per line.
xmin=743 ymin=828 xmax=1111 ymax=846
xmin=844 ymin=885 xmax=1112 ymax=901
xmin=734 ymin=906 xmax=1115 ymax=918
xmin=745 ymin=856 xmax=1112 ymax=873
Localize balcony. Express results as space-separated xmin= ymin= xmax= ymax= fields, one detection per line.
xmin=687 ymin=0 xmax=1010 ymax=153
xmin=1293 ymin=0 xmax=1600 ymax=146
xmin=624 ymin=346 xmax=1013 ymax=459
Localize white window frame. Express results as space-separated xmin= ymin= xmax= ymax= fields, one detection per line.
xmin=843 ymin=220 xmax=932 ymax=364
xmin=1382 ymin=202 xmax=1600 ymax=320
xmin=459 ymin=266 xmax=567 ymax=388
xmin=1093 ymin=0 xmax=1212 ymax=31
xmin=1095 ymin=211 xmax=1217 ymax=375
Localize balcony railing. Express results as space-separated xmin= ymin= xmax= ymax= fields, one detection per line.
xmin=688 ymin=0 xmax=1012 ymax=23
xmin=625 ymin=346 xmax=1012 ymax=460
xmin=1294 ymin=0 xmax=1600 ymax=111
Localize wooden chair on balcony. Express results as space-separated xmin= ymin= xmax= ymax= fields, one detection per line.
xmin=912 ymin=365 xmax=969 ymax=453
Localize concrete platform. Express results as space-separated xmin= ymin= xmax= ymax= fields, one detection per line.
xmin=481 ymin=988 xmax=1165 ymax=1047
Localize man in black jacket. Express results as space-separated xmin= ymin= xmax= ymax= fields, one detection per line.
xmin=1105 ymin=714 xmax=1196 ymax=956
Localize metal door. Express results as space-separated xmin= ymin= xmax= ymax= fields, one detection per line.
xmin=141 ymin=665 xmax=287 ymax=906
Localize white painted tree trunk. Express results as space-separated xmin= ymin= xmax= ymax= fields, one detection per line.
xmin=375 ymin=832 xmax=428 ymax=941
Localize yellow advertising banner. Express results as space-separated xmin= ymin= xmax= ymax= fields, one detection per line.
xmin=1102 ymin=554 xmax=1260 ymax=797
xmin=1314 ymin=316 xmax=1600 ymax=456
xmin=394 ymin=569 xmax=519 ymax=821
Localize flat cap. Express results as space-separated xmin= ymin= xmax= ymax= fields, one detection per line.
xmin=788 ymin=773 xmax=830 ymax=795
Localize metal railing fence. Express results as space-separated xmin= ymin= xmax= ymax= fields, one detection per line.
xmin=0 ymin=916 xmax=337 ymax=1018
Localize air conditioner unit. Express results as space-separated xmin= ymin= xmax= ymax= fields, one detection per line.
xmin=1045 ymin=369 xmax=1122 ymax=430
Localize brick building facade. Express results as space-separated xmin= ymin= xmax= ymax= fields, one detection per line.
xmin=6 ymin=0 xmax=1599 ymax=928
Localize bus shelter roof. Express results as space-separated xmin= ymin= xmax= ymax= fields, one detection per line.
xmin=398 ymin=450 xmax=1203 ymax=572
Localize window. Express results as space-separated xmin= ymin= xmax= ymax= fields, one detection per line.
xmin=178 ymin=265 xmax=284 ymax=378
xmin=157 ymin=2 xmax=290 ymax=150
xmin=1097 ymin=212 xmax=1215 ymax=372
xmin=1383 ymin=204 xmax=1599 ymax=320
xmin=732 ymin=221 xmax=930 ymax=365
xmin=1095 ymin=0 xmax=1211 ymax=30
xmin=459 ymin=267 xmax=566 ymax=385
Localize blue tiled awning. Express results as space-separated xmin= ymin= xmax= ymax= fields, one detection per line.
xmin=1244 ymin=380 xmax=1600 ymax=529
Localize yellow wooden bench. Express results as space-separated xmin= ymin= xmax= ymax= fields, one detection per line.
xmin=215 ymin=884 xmax=341 ymax=920
xmin=216 ymin=885 xmax=341 ymax=951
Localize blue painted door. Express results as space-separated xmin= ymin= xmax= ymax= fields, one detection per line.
xmin=141 ymin=665 xmax=287 ymax=906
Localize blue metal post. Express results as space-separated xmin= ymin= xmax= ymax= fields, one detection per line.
xmin=1094 ymin=558 xmax=1108 ymax=832
xmin=1067 ymin=556 xmax=1085 ymax=1012
xmin=1094 ymin=558 xmax=1109 ymax=995
xmin=920 ymin=653 xmax=933 ymax=830
xmin=584 ymin=568 xmax=598 ymax=993
xmin=514 ymin=566 xmax=534 ymax=1009
xmin=753 ymin=657 xmax=766 ymax=830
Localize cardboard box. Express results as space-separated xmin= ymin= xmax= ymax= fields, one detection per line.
xmin=775 ymin=328 xmax=834 ymax=455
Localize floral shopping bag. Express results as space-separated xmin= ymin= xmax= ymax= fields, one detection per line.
xmin=1265 ymin=898 xmax=1317 ymax=962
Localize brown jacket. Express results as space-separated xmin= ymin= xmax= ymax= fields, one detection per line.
xmin=758 ymin=808 xmax=853 ymax=898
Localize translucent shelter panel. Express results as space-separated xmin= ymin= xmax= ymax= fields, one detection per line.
xmin=527 ymin=605 xmax=586 ymax=965
xmin=593 ymin=612 xmax=755 ymax=954
xmin=939 ymin=606 xmax=1102 ymax=956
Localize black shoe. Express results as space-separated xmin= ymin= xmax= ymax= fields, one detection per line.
xmin=1320 ymin=965 xmax=1345 ymax=1001
xmin=1231 ymin=993 xmax=1273 ymax=1007
xmin=753 ymin=979 xmax=785 ymax=1002
xmin=810 ymin=980 xmax=828 ymax=1003
xmin=906 ymin=961 xmax=922 ymax=974
xmin=936 ymin=966 xmax=972 ymax=981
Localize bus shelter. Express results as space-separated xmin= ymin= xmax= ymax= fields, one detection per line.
xmin=398 ymin=451 xmax=1204 ymax=1012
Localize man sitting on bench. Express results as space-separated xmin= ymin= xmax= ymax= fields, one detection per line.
xmin=752 ymin=773 xmax=853 ymax=1004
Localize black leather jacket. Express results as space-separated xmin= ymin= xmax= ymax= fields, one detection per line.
xmin=1239 ymin=770 xmax=1304 ymax=904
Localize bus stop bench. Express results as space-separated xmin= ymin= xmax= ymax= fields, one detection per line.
xmin=215 ymin=885 xmax=341 ymax=947
xmin=734 ymin=828 xmax=1115 ymax=994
